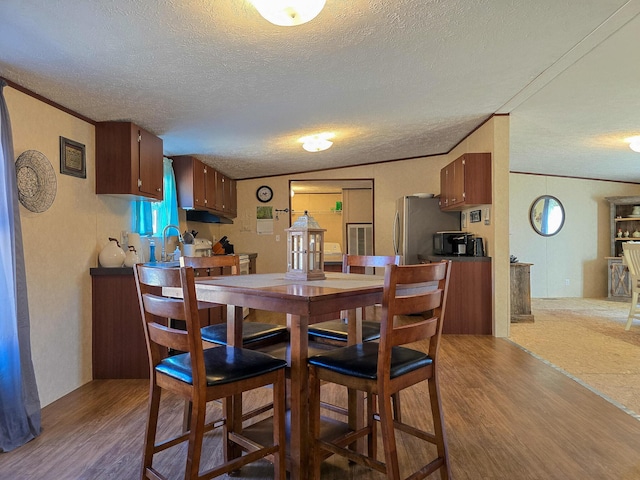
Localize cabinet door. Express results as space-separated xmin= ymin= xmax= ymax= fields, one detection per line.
xmin=450 ymin=156 xmax=465 ymax=206
xmin=225 ymin=177 xmax=237 ymax=216
xmin=193 ymin=161 xmax=207 ymax=209
xmin=214 ymin=170 xmax=225 ymax=212
xmin=205 ymin=166 xmax=218 ymax=211
xmin=138 ymin=126 xmax=163 ymax=200
xmin=440 ymin=164 xmax=451 ymax=209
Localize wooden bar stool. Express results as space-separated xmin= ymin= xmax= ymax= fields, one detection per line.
xmin=308 ymin=260 xmax=452 ymax=480
xmin=181 ymin=255 xmax=288 ymax=347
xmin=134 ymin=264 xmax=287 ymax=480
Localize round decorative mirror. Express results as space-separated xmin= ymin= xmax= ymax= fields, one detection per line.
xmin=530 ymin=195 xmax=565 ymax=236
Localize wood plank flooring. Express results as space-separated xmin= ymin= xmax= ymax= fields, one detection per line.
xmin=1 ymin=336 xmax=640 ymax=479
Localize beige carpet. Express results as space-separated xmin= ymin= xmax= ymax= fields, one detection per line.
xmin=509 ymin=297 xmax=640 ymax=419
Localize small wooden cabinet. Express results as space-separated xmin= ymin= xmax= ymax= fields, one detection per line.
xmin=607 ymin=257 xmax=631 ymax=299
xmin=439 ymin=153 xmax=491 ymax=211
xmin=510 ymin=263 xmax=534 ymax=322
xmin=96 ymin=122 xmax=163 ymax=201
xmin=173 ymin=155 xmax=237 ymax=218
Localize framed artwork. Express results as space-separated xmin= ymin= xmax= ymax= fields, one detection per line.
xmin=59 ymin=136 xmax=86 ymax=178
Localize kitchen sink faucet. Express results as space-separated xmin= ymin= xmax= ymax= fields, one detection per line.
xmin=161 ymin=225 xmax=182 ymax=262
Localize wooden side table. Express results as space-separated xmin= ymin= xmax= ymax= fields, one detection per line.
xmin=510 ymin=262 xmax=534 ymax=323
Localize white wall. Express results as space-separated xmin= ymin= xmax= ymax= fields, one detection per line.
xmin=510 ymin=173 xmax=640 ymax=298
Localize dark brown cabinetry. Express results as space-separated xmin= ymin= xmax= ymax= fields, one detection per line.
xmin=173 ymin=155 xmax=217 ymax=210
xmin=96 ymin=122 xmax=163 ymax=201
xmin=91 ymin=268 xmax=149 ymax=379
xmin=173 ymin=155 xmax=237 ymax=218
xmin=439 ymin=153 xmax=491 ymax=211
xmin=424 ymin=256 xmax=492 ymax=334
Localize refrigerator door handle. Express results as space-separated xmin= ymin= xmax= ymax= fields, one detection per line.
xmin=393 ymin=210 xmax=399 ymax=255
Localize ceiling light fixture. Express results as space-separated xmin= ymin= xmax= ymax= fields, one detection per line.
xmin=250 ymin=0 xmax=326 ymax=27
xmin=628 ymin=136 xmax=640 ymax=153
xmin=300 ymin=132 xmax=334 ymax=152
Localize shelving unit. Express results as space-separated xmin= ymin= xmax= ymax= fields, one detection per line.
xmin=605 ymin=196 xmax=640 ymax=299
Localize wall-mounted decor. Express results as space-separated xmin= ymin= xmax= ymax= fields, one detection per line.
xmin=530 ymin=195 xmax=565 ymax=236
xmin=15 ymin=150 xmax=57 ymax=212
xmin=59 ymin=136 xmax=86 ymax=178
xmin=469 ymin=209 xmax=481 ymax=223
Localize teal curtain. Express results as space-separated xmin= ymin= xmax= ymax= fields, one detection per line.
xmin=133 ymin=157 xmax=178 ymax=236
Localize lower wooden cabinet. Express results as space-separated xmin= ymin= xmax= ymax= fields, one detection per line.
xmin=91 ymin=268 xmax=150 ymax=379
xmin=425 ymin=257 xmax=492 ymax=334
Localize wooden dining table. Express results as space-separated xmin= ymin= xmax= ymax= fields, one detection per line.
xmin=165 ymin=271 xmax=386 ymax=480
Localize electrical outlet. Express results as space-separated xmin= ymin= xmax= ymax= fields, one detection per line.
xmin=565 ymin=279 xmax=570 ymax=286
xmin=275 ymin=235 xmax=281 ymax=242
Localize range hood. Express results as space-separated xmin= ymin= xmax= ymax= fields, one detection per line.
xmin=186 ymin=210 xmax=234 ymax=224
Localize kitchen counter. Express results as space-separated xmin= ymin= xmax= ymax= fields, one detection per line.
xmin=423 ymin=255 xmax=491 ymax=263
xmin=90 ymin=253 xmax=257 ymax=276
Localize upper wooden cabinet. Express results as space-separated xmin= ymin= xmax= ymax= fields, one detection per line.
xmin=439 ymin=153 xmax=491 ymax=211
xmin=96 ymin=122 xmax=163 ymax=201
xmin=215 ymin=171 xmax=237 ymax=217
xmin=172 ymin=155 xmax=216 ymax=210
xmin=173 ymin=155 xmax=237 ymax=218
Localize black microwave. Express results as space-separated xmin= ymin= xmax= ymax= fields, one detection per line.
xmin=433 ymin=231 xmax=474 ymax=256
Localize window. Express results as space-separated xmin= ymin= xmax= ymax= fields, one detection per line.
xmin=132 ymin=157 xmax=179 ymax=236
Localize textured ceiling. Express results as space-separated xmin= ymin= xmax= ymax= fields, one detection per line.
xmin=0 ymin=0 xmax=639 ymax=181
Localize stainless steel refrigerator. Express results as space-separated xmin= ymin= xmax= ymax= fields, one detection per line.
xmin=393 ymin=196 xmax=461 ymax=264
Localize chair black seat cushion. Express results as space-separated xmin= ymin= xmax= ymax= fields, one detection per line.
xmin=308 ymin=342 xmax=431 ymax=380
xmin=308 ymin=319 xmax=381 ymax=342
xmin=157 ymin=346 xmax=287 ymax=386
xmin=201 ymin=322 xmax=288 ymax=346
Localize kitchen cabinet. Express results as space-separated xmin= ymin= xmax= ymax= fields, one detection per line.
xmin=214 ymin=171 xmax=237 ymax=217
xmin=173 ymin=156 xmax=237 ymax=218
xmin=424 ymin=256 xmax=492 ymax=334
xmin=173 ymin=155 xmax=217 ymax=210
xmin=439 ymin=153 xmax=491 ymax=211
xmin=91 ymin=268 xmax=150 ymax=379
xmin=96 ymin=122 xmax=163 ymax=201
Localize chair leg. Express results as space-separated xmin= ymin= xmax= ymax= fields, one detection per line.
xmin=627 ymin=290 xmax=639 ymax=330
xmin=272 ymin=369 xmax=286 ymax=480
xmin=184 ymin=396 xmax=207 ymax=480
xmin=309 ymin=366 xmax=322 ymax=480
xmin=367 ymin=391 xmax=377 ymax=460
xmin=141 ymin=384 xmax=162 ymax=480
xmin=379 ymin=390 xmax=401 ymax=480
xmin=428 ymin=376 xmax=451 ymax=480
xmin=391 ymin=392 xmax=402 ymax=422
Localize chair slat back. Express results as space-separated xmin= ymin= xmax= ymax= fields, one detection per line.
xmin=623 ymin=242 xmax=640 ymax=279
xmin=342 ymin=254 xmax=401 ymax=274
xmin=134 ymin=265 xmax=205 ymax=378
xmin=378 ymin=261 xmax=451 ymax=356
xmin=181 ymin=254 xmax=241 ymax=276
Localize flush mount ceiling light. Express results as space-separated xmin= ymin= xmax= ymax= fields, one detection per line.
xmin=628 ymin=136 xmax=640 ymax=153
xmin=300 ymin=132 xmax=334 ymax=152
xmin=250 ymin=0 xmax=326 ymax=27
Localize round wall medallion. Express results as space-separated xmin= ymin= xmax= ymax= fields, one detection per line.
xmin=15 ymin=150 xmax=57 ymax=213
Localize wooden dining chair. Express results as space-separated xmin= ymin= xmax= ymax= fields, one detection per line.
xmin=623 ymin=242 xmax=640 ymax=330
xmin=308 ymin=260 xmax=452 ymax=480
xmin=181 ymin=255 xmax=288 ymax=347
xmin=307 ymin=254 xmax=402 ymax=345
xmin=134 ymin=264 xmax=287 ymax=480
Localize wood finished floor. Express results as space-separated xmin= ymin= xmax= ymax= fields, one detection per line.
xmin=2 ymin=335 xmax=640 ymax=479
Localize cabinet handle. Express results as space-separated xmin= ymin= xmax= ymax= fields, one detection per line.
xmin=156 ymin=188 xmax=161 ymax=192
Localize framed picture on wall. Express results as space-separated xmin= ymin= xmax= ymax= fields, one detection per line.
xmin=59 ymin=136 xmax=86 ymax=178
